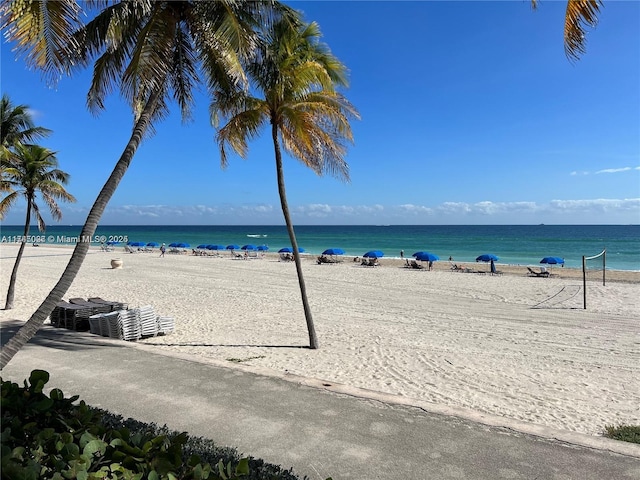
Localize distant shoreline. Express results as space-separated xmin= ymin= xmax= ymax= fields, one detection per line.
xmin=2 ymin=243 xmax=639 ymax=283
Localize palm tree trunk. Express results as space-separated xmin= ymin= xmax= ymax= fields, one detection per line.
xmin=271 ymin=122 xmax=319 ymax=349
xmin=0 ymin=91 xmax=160 ymax=369
xmin=4 ymin=198 xmax=33 ymax=310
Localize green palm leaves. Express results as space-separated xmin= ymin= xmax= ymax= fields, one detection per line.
xmin=214 ymin=19 xmax=360 ymax=178
xmin=0 ymin=144 xmax=75 ymax=229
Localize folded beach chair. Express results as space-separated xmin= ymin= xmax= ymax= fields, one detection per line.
xmin=88 ymin=297 xmax=129 ymax=311
xmin=52 ymin=301 xmax=96 ymax=330
xmin=157 ymin=316 xmax=175 ymax=335
xmin=69 ymin=297 xmax=113 ymax=314
xmin=489 ymin=261 xmax=503 ymax=276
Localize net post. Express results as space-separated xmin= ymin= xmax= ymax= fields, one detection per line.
xmin=582 ymin=255 xmax=587 ymax=310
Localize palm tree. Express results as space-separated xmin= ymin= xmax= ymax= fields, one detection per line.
xmin=1 ymin=94 xmax=53 ymax=160
xmin=1 ymin=145 xmax=76 ymax=309
xmin=0 ymin=0 xmax=296 ymax=368
xmin=212 ymin=19 xmax=360 ymax=349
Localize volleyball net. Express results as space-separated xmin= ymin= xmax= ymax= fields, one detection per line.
xmin=582 ymin=249 xmax=606 ymax=309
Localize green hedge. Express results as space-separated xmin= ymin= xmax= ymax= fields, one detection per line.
xmin=1 ymin=370 xmax=325 ymax=480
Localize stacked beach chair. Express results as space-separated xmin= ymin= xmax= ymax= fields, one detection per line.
xmin=52 ymin=298 xmax=174 ymax=341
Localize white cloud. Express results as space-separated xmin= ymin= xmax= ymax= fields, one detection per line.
xmin=572 ymin=166 xmax=640 ymax=175
xmin=595 ymin=167 xmax=634 ymax=174
xmin=3 ymin=198 xmax=638 ymax=226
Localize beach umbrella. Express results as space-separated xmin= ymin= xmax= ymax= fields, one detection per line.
xmin=146 ymin=242 xmax=159 ymax=247
xmin=540 ymin=256 xmax=564 ymax=265
xmin=363 ymin=250 xmax=384 ymax=258
xmin=257 ymin=245 xmax=269 ymax=251
xmin=196 ymin=244 xmax=208 ymax=249
xmin=168 ymin=242 xmax=179 ymax=248
xmin=241 ymin=244 xmax=257 ymax=250
xmin=177 ymin=243 xmax=190 ymax=248
xmin=414 ymin=252 xmax=439 ymax=262
xmin=476 ymin=254 xmax=499 ymax=262
xmin=278 ymin=247 xmax=306 ymax=253
xmin=106 ymin=241 xmax=120 ymax=246
xmin=206 ymin=244 xmax=226 ymax=250
xmin=226 ymin=244 xmax=240 ymax=250
xmin=322 ymin=248 xmax=345 ymax=256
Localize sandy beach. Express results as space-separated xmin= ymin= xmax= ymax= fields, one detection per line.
xmin=1 ymin=244 xmax=639 ymax=437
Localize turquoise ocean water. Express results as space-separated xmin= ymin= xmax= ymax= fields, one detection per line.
xmin=1 ymin=224 xmax=638 ymax=271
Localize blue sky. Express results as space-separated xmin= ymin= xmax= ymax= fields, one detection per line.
xmin=1 ymin=1 xmax=639 ymax=226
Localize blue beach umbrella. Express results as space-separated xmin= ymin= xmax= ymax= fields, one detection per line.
xmin=476 ymin=254 xmax=499 ymax=263
xmin=241 ymin=244 xmax=257 ymax=250
xmin=146 ymin=242 xmax=159 ymax=247
xmin=196 ymin=244 xmax=208 ymax=249
xmin=540 ymin=256 xmax=564 ymax=265
xmin=206 ymin=244 xmax=226 ymax=250
xmin=168 ymin=242 xmax=179 ymax=248
xmin=106 ymin=241 xmax=120 ymax=246
xmin=257 ymin=245 xmax=269 ymax=251
xmin=226 ymin=244 xmax=240 ymax=250
xmin=322 ymin=248 xmax=345 ymax=256
xmin=363 ymin=250 xmax=384 ymax=258
xmin=413 ymin=252 xmax=439 ymax=262
xmin=177 ymin=243 xmax=190 ymax=248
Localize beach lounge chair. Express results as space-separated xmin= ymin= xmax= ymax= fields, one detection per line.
xmin=527 ymin=267 xmax=550 ymax=278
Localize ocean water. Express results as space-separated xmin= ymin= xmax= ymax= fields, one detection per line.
xmin=1 ymin=224 xmax=638 ymax=271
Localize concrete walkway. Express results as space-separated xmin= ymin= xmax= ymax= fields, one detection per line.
xmin=2 ymin=321 xmax=639 ymax=479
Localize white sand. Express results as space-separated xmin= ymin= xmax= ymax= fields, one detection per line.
xmin=1 ymin=244 xmax=639 ymax=436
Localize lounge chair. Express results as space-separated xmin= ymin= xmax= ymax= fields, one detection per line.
xmin=361 ymin=258 xmax=379 ymax=267
xmin=527 ymin=267 xmax=550 ymax=278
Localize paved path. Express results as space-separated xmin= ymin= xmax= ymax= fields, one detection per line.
xmin=2 ymin=322 xmax=639 ymax=479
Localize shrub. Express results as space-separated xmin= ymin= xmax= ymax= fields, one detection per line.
xmin=1 ymin=370 xmax=314 ymax=479
xmin=603 ymin=424 xmax=640 ymax=444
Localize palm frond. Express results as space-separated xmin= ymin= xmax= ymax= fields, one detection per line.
xmin=0 ymin=0 xmax=85 ymax=84
xmin=532 ymin=0 xmax=602 ymax=61
xmin=1 ymin=94 xmax=53 ymax=147
xmin=564 ymin=0 xmax=602 ymax=61
xmin=29 ymin=200 xmax=46 ymax=231
xmin=0 ymin=191 xmax=18 ymax=218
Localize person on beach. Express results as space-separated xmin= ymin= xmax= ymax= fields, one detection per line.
xmin=428 ymin=260 xmax=433 ymax=271
xmin=400 ymin=250 xmax=404 ymax=259
xmin=159 ymin=243 xmax=166 ymax=257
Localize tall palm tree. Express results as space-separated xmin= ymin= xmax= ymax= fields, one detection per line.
xmin=1 ymin=94 xmax=52 ymax=160
xmin=212 ymin=19 xmax=360 ymax=349
xmin=0 ymin=0 xmax=296 ymax=369
xmin=1 ymin=144 xmax=76 ymax=309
